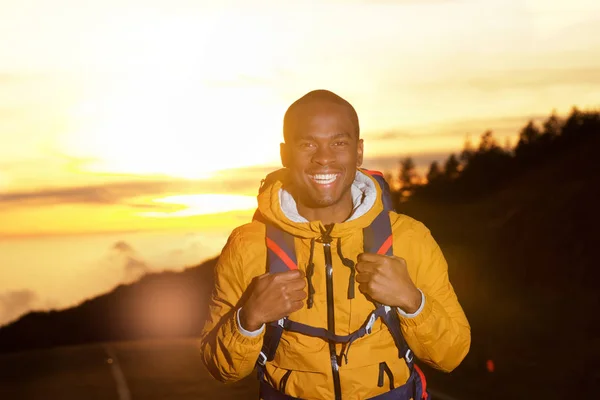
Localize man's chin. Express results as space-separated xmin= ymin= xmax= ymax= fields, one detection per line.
xmin=299 ymin=193 xmax=336 ymax=209
xmin=310 ymin=195 xmax=338 ymax=208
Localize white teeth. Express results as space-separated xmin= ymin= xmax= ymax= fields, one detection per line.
xmin=314 ymin=174 xmax=336 ymax=179
xmin=310 ymin=174 xmax=338 ymax=184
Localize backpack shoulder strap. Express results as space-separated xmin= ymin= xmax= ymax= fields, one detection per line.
xmin=361 ymin=168 xmax=395 ymax=256
xmin=360 ymin=168 xmax=395 ymax=213
xmin=266 ymin=223 xmax=298 ymax=272
xmin=252 ymin=211 xmax=298 ymax=273
xmin=360 ymin=170 xmax=416 ymax=366
xmin=255 ymin=218 xmax=297 ymax=372
xmin=363 ymin=211 xmax=394 ymax=256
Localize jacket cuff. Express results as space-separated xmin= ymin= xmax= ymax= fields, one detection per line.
xmin=398 ymin=290 xmax=434 ymax=328
xmin=396 ymin=289 xmax=425 ymax=318
xmin=236 ymin=307 xmax=265 ymax=337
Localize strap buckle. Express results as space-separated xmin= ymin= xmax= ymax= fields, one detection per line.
xmin=404 ymin=348 xmax=414 ymax=364
xmin=365 ymin=312 xmax=377 ymax=334
xmin=257 ymin=351 xmax=268 ymax=366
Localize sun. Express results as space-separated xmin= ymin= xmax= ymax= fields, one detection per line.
xmin=57 ymin=14 xmax=287 ymax=180
xmin=63 ymin=81 xmax=283 ymax=179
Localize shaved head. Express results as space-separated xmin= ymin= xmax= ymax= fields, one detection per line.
xmin=283 ymin=89 xmax=359 ymax=143
xmin=279 ymin=89 xmax=364 ymax=221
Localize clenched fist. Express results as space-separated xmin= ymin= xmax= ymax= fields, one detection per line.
xmin=355 ymin=253 xmax=422 ymax=313
xmin=239 ymin=269 xmax=307 ymax=331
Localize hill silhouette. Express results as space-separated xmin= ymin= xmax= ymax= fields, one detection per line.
xmin=0 ymin=258 xmax=218 ymax=354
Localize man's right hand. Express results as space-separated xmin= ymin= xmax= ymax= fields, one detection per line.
xmin=239 ymin=270 xmax=307 ymax=332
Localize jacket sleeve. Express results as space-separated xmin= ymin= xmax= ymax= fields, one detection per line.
xmin=398 ymin=222 xmax=471 ymax=372
xmin=199 ymin=228 xmax=265 ymax=382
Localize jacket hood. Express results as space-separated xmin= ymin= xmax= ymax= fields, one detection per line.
xmin=254 ymin=168 xmax=385 ymax=239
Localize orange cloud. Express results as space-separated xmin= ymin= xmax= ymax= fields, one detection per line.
xmin=0 ymin=290 xmax=40 ymax=327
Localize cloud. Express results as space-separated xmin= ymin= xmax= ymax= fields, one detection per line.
xmin=364 ymin=151 xmax=454 ymax=174
xmin=0 ymin=289 xmax=40 ymax=327
xmin=368 ymin=130 xmax=416 ymax=141
xmin=0 ymin=174 xmax=263 ymax=210
xmin=415 ymin=67 xmax=600 ymax=93
xmin=112 ymin=240 xmax=134 ymax=253
xmin=110 ymin=241 xmax=150 ymax=283
xmin=162 ymin=233 xmax=217 ymax=269
xmin=368 ymin=129 xmax=477 ymax=141
xmin=367 ymin=114 xmax=549 ymax=143
xmin=0 ymin=179 xmax=171 ymax=206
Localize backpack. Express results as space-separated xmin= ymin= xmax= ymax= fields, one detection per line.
xmin=253 ymin=168 xmax=429 ymax=400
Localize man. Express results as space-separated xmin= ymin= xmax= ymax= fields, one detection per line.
xmin=200 ymin=89 xmax=470 ymax=399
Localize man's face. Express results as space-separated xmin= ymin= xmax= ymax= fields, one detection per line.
xmin=281 ymin=101 xmax=364 ymax=209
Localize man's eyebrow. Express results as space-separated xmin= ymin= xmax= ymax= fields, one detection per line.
xmin=294 ymin=132 xmax=352 ymax=141
xmin=332 ymin=132 xmax=352 ymax=139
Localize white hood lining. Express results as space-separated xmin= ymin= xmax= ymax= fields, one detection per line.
xmin=279 ymin=170 xmax=377 ymax=223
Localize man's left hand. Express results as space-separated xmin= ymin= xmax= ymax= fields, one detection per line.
xmin=355 ymin=253 xmax=422 ymax=313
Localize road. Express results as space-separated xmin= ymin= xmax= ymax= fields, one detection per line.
xmin=0 ymin=339 xmax=462 ymax=400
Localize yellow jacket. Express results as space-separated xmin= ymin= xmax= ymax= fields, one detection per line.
xmin=200 ymin=169 xmax=470 ymax=399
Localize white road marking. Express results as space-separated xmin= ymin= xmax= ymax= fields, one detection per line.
xmin=104 ymin=344 xmax=132 ymax=400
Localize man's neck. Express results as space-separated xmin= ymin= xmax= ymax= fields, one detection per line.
xmin=296 ymin=193 xmax=354 ymax=225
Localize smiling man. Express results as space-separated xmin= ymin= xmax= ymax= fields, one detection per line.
xmin=200 ymin=90 xmax=471 ymax=400
xmin=281 ymin=96 xmax=362 ymax=223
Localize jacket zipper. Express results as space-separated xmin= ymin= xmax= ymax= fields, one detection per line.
xmin=323 ymin=242 xmax=343 ymax=400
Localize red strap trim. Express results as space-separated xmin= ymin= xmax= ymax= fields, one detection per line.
xmin=414 ymin=364 xmax=428 ymax=400
xmin=361 ymin=168 xmax=384 ymax=177
xmin=266 ymin=237 xmax=298 ymax=270
xmin=376 ymin=235 xmax=393 ymax=255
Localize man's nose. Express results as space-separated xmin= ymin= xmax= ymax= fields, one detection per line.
xmin=311 ymin=145 xmax=335 ymax=166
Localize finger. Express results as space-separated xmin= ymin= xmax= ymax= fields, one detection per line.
xmin=357 ymin=252 xmax=386 ymax=263
xmin=355 ymin=271 xmax=373 ymax=283
xmin=286 ymin=278 xmax=307 ymax=292
xmin=276 ymin=269 xmax=304 ymax=280
xmin=288 ymin=289 xmax=307 ymax=301
xmin=354 ymin=261 xmax=369 ymax=273
xmin=355 ymin=261 xmax=378 ymax=273
xmin=358 ymin=282 xmax=371 ymax=295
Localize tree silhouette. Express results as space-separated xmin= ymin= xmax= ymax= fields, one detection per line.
xmin=542 ymin=110 xmax=562 ymax=140
xmin=460 ymin=135 xmax=475 ymax=166
xmin=515 ymin=121 xmax=542 ymax=161
xmin=399 ymin=157 xmax=416 ymax=189
xmin=519 ymin=121 xmax=541 ymax=145
xmin=478 ymin=130 xmax=500 ymax=153
xmin=426 ymin=161 xmax=443 ymax=184
xmin=397 ymin=107 xmax=600 ymax=204
xmin=562 ymin=107 xmax=584 ymax=139
xmin=504 ymin=136 xmax=514 ymax=155
xmin=444 ymin=154 xmax=460 ymax=180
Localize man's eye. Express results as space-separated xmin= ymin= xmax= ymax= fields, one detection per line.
xmin=300 ymin=142 xmax=315 ymax=148
xmin=334 ymin=141 xmax=348 ymax=146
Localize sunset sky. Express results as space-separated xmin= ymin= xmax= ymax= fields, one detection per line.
xmin=1 ymin=0 xmax=599 ymax=325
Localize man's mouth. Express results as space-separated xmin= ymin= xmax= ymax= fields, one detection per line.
xmin=308 ymin=173 xmax=339 ymax=185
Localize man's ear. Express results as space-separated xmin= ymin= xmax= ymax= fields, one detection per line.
xmin=356 ymin=138 xmax=364 ymax=167
xmin=280 ymin=142 xmax=290 ymax=168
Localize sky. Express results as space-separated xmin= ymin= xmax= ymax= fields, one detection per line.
xmin=1 ymin=0 xmax=599 ymax=325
